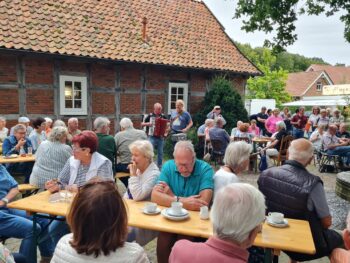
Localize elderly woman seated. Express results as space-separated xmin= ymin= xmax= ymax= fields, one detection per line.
xmin=331 ymin=211 xmax=350 ymax=263
xmin=125 ymin=140 xmax=160 ymax=245
xmin=30 ymin=126 xmax=72 ymax=189
xmin=235 ymin=122 xmax=253 ymax=142
xmin=51 ymin=180 xmax=149 ymax=263
xmin=45 ymin=131 xmax=114 ymax=246
xmin=29 ymin=117 xmax=47 ymax=151
xmin=169 ymin=183 xmax=265 ymax=262
xmin=213 ymin=141 xmax=252 ymax=194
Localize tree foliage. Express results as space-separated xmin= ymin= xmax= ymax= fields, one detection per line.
xmin=236 ymin=42 xmax=328 ymax=72
xmin=244 ymin=48 xmax=291 ymax=107
xmin=235 ymin=0 xmax=350 ymax=52
xmin=193 ymin=75 xmax=248 ymax=133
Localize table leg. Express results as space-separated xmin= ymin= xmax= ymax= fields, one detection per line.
xmin=32 ymin=213 xmax=38 ymax=263
xmin=264 ymin=248 xmax=272 ymax=263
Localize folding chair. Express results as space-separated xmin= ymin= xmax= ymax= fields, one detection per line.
xmin=270 ymin=135 xmax=294 ymax=166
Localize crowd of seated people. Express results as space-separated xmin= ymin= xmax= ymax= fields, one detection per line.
xmin=1 ymin=103 xmax=350 ymax=263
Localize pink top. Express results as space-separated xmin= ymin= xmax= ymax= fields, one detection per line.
xmin=248 ymin=126 xmax=260 ymax=136
xmin=265 ymin=116 xmax=283 ymax=134
xmin=169 ymin=236 xmax=249 ymax=263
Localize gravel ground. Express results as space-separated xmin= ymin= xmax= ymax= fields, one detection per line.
xmin=5 ymin=162 xmax=350 ymax=263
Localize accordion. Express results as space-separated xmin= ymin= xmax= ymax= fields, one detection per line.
xmin=152 ymin=118 xmax=168 ymax=137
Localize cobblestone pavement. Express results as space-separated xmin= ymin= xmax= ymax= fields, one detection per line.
xmin=5 ymin=163 xmax=349 ymax=263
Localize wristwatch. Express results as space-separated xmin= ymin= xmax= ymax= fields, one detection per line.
xmin=1 ymin=198 xmax=9 ymax=205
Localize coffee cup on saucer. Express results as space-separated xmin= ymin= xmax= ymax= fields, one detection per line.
xmin=169 ymin=201 xmax=183 ymax=216
xmin=144 ymin=202 xmax=157 ymax=213
xmin=268 ymin=212 xmax=284 ymax=224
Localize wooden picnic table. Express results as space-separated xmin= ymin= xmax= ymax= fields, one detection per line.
xmin=18 ymin=184 xmax=39 ymax=193
xmin=8 ymin=191 xmax=315 ymax=262
xmin=0 ymin=154 xmax=35 ymax=164
xmin=115 ymin=172 xmax=130 ymax=178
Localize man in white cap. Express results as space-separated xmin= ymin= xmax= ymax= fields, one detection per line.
xmin=10 ymin=116 xmax=33 ymax=137
xmin=206 ymin=105 xmax=226 ymax=126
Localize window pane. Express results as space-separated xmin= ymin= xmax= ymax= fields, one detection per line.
xmin=74 ymin=91 xmax=81 ymax=99
xmin=178 ymin=95 xmax=183 ymax=100
xmin=65 ymin=100 xmax=72 ymax=108
xmin=171 ymin=87 xmax=177 ymax=95
xmin=171 ymin=102 xmax=175 ymax=109
xmin=74 ymin=100 xmax=82 ymax=109
xmin=171 ymin=95 xmax=177 ymax=102
xmin=178 ymin=88 xmax=184 ymax=95
xmin=74 ymin=82 xmax=81 ymax=91
xmin=65 ymin=81 xmax=73 ymax=100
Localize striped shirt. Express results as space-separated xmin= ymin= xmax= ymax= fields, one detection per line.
xmin=58 ymin=158 xmax=113 ymax=187
xmin=29 ymin=141 xmax=72 ymax=189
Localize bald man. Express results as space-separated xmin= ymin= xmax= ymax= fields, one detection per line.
xmin=258 ymin=139 xmax=343 ymax=262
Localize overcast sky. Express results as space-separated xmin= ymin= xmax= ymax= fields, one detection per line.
xmin=203 ymin=0 xmax=350 ymax=66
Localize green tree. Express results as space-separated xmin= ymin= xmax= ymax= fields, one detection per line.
xmin=246 ymin=49 xmax=291 ymax=107
xmin=194 ymin=75 xmax=248 ymax=133
xmin=235 ymin=0 xmax=350 ymax=52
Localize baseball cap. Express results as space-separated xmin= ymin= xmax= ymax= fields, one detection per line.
xmin=214 ymin=105 xmax=221 ymax=110
xmin=18 ymin=116 xmax=30 ymax=123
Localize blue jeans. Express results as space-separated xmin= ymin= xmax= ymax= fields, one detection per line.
xmin=0 ymin=208 xmax=54 ymax=263
xmin=48 ymin=217 xmax=70 ymax=246
xmin=149 ymin=136 xmax=164 ymax=168
xmin=327 ymin=146 xmax=350 ymax=165
xmin=293 ymin=128 xmax=304 ymax=139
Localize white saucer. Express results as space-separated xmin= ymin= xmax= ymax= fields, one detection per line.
xmin=166 ymin=208 xmax=189 ymax=217
xmin=142 ymin=207 xmax=161 ymax=215
xmin=266 ymin=217 xmax=289 ymax=228
xmin=161 ymin=208 xmax=190 ymax=221
xmin=4 ymin=154 xmax=18 ymax=159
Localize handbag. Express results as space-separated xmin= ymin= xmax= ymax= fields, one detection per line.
xmin=259 ymin=153 xmax=268 ymax=172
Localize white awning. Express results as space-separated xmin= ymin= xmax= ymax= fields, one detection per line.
xmin=283 ymin=99 xmax=347 ymax=106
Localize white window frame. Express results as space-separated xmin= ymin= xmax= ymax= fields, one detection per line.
xmin=59 ymin=75 xmax=87 ymax=115
xmin=316 ymin=81 xmax=322 ymax=92
xmin=167 ymin=82 xmax=188 ymax=114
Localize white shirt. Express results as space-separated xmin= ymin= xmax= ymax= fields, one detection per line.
xmin=213 ymin=167 xmax=239 ymax=194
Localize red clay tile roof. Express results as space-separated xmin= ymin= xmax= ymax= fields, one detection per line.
xmin=286 ymin=71 xmax=331 ymax=96
xmin=0 ymin=0 xmax=261 ymax=75
xmin=307 ymin=64 xmax=350 ymax=84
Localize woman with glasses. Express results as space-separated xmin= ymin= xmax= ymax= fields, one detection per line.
xmin=51 ymin=180 xmax=149 ymax=263
xmin=45 ymin=130 xmax=113 ymax=246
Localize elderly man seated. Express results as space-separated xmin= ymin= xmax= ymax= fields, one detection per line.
xmin=114 ymin=118 xmax=147 ymax=186
xmin=169 ymin=183 xmax=265 ymax=262
xmin=322 ymin=124 xmax=350 ymax=168
xmin=0 ymin=165 xmax=54 ymax=263
xmin=2 ymin=124 xmax=34 ymax=183
xmin=262 ymin=121 xmax=288 ymax=157
xmin=258 ymin=139 xmax=343 ymax=262
xmin=151 ymin=141 xmax=214 ymax=263
xmin=209 ymin=117 xmax=230 ymax=153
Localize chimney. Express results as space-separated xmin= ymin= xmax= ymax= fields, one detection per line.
xmin=142 ymin=17 xmax=148 ymax=43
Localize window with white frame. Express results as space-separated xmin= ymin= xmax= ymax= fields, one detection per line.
xmin=168 ymin=82 xmax=188 ymax=114
xmin=59 ymin=75 xmax=87 ymax=115
xmin=316 ymin=81 xmax=322 ymax=92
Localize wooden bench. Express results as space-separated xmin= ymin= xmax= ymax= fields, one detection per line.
xmin=115 ymin=172 xmax=130 ymax=178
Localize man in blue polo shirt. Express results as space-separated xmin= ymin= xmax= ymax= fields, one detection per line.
xmin=151 ymin=140 xmax=214 ymax=263
xmin=0 ymin=165 xmax=54 ymax=263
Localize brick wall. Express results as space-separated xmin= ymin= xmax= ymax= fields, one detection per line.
xmin=91 ymin=92 xmax=115 ymax=115
xmin=120 ymin=94 xmax=142 ymax=114
xmin=0 ymin=89 xmax=19 ymax=113
xmin=0 ymin=54 xmax=17 ymax=83
xmin=91 ymin=63 xmax=115 ymax=88
xmin=25 ymin=58 xmax=53 ymax=84
xmin=145 ymin=94 xmax=166 ymax=113
xmin=26 ymin=89 xmax=54 ymax=114
xmin=303 ymin=77 xmax=329 ymax=97
xmin=120 ymin=65 xmax=142 ymax=89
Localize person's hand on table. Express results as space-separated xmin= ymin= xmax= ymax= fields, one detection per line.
xmin=45 ymin=180 xmax=60 ymax=193
xmin=0 ymin=200 xmax=6 ymax=207
xmin=154 ymin=181 xmax=174 ymax=196
xmin=65 ymin=184 xmax=78 ymax=193
xmin=180 ymin=195 xmax=208 ymax=211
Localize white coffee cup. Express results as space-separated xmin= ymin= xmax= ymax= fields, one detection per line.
xmin=170 ymin=201 xmax=183 ymax=215
xmin=200 ymin=206 xmax=209 ymax=220
xmin=268 ymin=212 xmax=284 ymax=223
xmin=144 ymin=202 xmax=157 ymax=213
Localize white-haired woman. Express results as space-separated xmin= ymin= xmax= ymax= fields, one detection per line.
xmin=213 ymin=141 xmax=252 ymax=194
xmin=125 ymin=140 xmax=160 ymax=201
xmin=29 ymin=126 xmax=72 ymax=189
xmin=170 ymin=183 xmax=265 ymax=262
xmin=125 ymin=140 xmax=160 ymax=246
xmin=44 ymin=117 xmax=53 ymax=136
